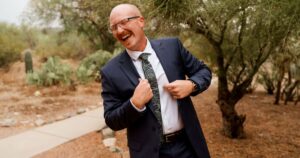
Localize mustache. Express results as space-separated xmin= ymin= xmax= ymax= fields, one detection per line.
xmin=116 ymin=31 xmax=132 ymax=39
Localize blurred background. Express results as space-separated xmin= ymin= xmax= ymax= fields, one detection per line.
xmin=0 ymin=0 xmax=299 ymax=157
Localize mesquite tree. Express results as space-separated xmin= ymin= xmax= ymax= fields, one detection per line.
xmin=28 ymin=0 xmax=137 ymax=52
xmin=28 ymin=0 xmax=300 ymax=138
xmin=149 ymin=0 xmax=300 ymax=138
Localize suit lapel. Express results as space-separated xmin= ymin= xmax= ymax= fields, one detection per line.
xmin=118 ymin=40 xmax=177 ymax=86
xmin=118 ymin=51 xmax=140 ymax=87
xmin=150 ymin=40 xmax=177 ymax=83
xmin=118 ymin=42 xmax=178 ymax=121
xmin=119 ymin=50 xmax=158 ymax=118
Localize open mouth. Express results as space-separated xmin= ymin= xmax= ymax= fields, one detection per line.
xmin=120 ymin=33 xmax=131 ymax=41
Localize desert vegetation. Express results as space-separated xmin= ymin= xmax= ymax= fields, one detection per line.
xmin=0 ymin=0 xmax=299 ymax=157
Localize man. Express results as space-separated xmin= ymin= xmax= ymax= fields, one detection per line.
xmin=101 ymin=3 xmax=211 ymax=158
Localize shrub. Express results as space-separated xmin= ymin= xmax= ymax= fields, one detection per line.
xmin=26 ymin=56 xmax=73 ymax=86
xmin=0 ymin=23 xmax=26 ymax=67
xmin=76 ymin=50 xmax=112 ymax=83
xmin=257 ymin=68 xmax=277 ymax=95
xmin=34 ymin=30 xmax=93 ymax=59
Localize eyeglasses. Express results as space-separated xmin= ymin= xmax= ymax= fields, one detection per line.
xmin=109 ymin=16 xmax=140 ymax=33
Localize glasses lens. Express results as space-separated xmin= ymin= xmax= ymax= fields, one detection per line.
xmin=109 ymin=16 xmax=140 ymax=33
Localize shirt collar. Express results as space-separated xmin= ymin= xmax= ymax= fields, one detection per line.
xmin=126 ymin=38 xmax=154 ymax=61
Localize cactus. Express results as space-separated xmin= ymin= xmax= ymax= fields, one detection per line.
xmin=24 ymin=51 xmax=33 ymax=73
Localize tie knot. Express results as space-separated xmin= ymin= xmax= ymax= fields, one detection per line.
xmin=139 ymin=53 xmax=150 ymax=61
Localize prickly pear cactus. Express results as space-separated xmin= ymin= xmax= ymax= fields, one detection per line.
xmin=24 ymin=51 xmax=33 ymax=73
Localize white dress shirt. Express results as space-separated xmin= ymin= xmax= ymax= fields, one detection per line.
xmin=127 ymin=39 xmax=183 ymax=134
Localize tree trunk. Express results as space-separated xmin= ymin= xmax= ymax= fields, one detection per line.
xmin=284 ymin=80 xmax=299 ymax=105
xmin=274 ymin=64 xmax=285 ymax=105
xmin=213 ymin=43 xmax=246 ymax=138
xmin=217 ymin=99 xmax=246 ymax=138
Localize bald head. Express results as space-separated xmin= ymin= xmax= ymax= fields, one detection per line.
xmin=109 ymin=4 xmax=142 ymax=22
xmin=109 ymin=4 xmax=147 ymax=51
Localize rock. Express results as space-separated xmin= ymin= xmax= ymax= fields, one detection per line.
xmin=70 ymin=112 xmax=77 ymax=117
xmin=1 ymin=118 xmax=16 ymax=127
xmin=102 ymin=127 xmax=115 ymax=139
xmin=102 ymin=138 xmax=116 ymax=147
xmin=109 ymin=146 xmax=123 ymax=153
xmin=47 ymin=119 xmax=55 ymax=124
xmin=89 ymin=105 xmax=97 ymax=109
xmin=35 ymin=118 xmax=45 ymax=126
xmin=55 ymin=116 xmax=65 ymax=121
xmin=64 ymin=113 xmax=72 ymax=119
xmin=20 ymin=120 xmax=31 ymax=125
xmin=13 ymin=112 xmax=20 ymax=116
xmin=34 ymin=91 xmax=41 ymax=97
xmin=77 ymin=108 xmax=86 ymax=114
xmin=36 ymin=114 xmax=42 ymax=118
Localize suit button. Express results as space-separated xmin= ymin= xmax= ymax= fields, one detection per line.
xmin=152 ymin=126 xmax=156 ymax=131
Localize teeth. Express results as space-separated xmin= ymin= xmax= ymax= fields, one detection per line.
xmin=122 ymin=34 xmax=130 ymax=40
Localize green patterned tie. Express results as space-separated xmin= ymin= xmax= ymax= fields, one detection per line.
xmin=139 ymin=53 xmax=163 ymax=141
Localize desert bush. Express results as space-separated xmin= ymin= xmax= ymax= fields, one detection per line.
xmin=257 ymin=67 xmax=277 ymax=95
xmin=0 ymin=23 xmax=26 ymax=67
xmin=76 ymin=50 xmax=112 ymax=83
xmin=26 ymin=56 xmax=73 ymax=86
xmin=34 ymin=30 xmax=94 ymax=59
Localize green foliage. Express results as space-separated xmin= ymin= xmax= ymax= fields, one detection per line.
xmin=0 ymin=21 xmax=95 ymax=69
xmin=144 ymin=0 xmax=196 ymax=36
xmin=34 ymin=29 xmax=93 ymax=59
xmin=26 ymin=56 xmax=73 ymax=86
xmin=180 ymin=31 xmax=215 ymax=64
xmin=257 ymin=67 xmax=277 ymax=94
xmin=0 ymin=23 xmax=26 ymax=67
xmin=76 ymin=50 xmax=112 ymax=83
xmin=150 ymin=0 xmax=300 ymax=137
xmin=28 ymin=0 xmax=137 ymax=52
xmin=150 ymin=0 xmax=300 ymax=93
xmin=24 ymin=50 xmax=33 ymax=73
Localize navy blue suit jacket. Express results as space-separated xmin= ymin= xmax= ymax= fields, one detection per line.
xmin=101 ymin=38 xmax=211 ymax=158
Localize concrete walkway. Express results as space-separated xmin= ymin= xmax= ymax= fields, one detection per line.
xmin=0 ymin=107 xmax=106 ymax=158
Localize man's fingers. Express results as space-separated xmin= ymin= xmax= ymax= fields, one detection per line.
xmin=138 ymin=79 xmax=149 ymax=86
xmin=169 ymin=87 xmax=179 ymax=94
xmin=164 ymin=83 xmax=176 ymax=90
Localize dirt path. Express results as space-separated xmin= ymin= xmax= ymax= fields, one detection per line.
xmin=0 ymin=61 xmax=102 ymax=139
xmin=35 ymin=85 xmax=300 ymax=158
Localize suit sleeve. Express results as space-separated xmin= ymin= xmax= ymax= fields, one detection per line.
xmin=100 ymin=69 xmax=145 ymax=131
xmin=176 ymin=38 xmax=212 ymax=96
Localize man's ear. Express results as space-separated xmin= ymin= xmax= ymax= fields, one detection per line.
xmin=138 ymin=17 xmax=145 ymax=28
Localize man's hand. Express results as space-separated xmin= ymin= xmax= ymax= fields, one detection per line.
xmin=131 ymin=79 xmax=153 ymax=109
xmin=164 ymin=80 xmax=194 ymax=99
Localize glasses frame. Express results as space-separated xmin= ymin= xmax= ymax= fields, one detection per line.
xmin=109 ymin=16 xmax=140 ymax=33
